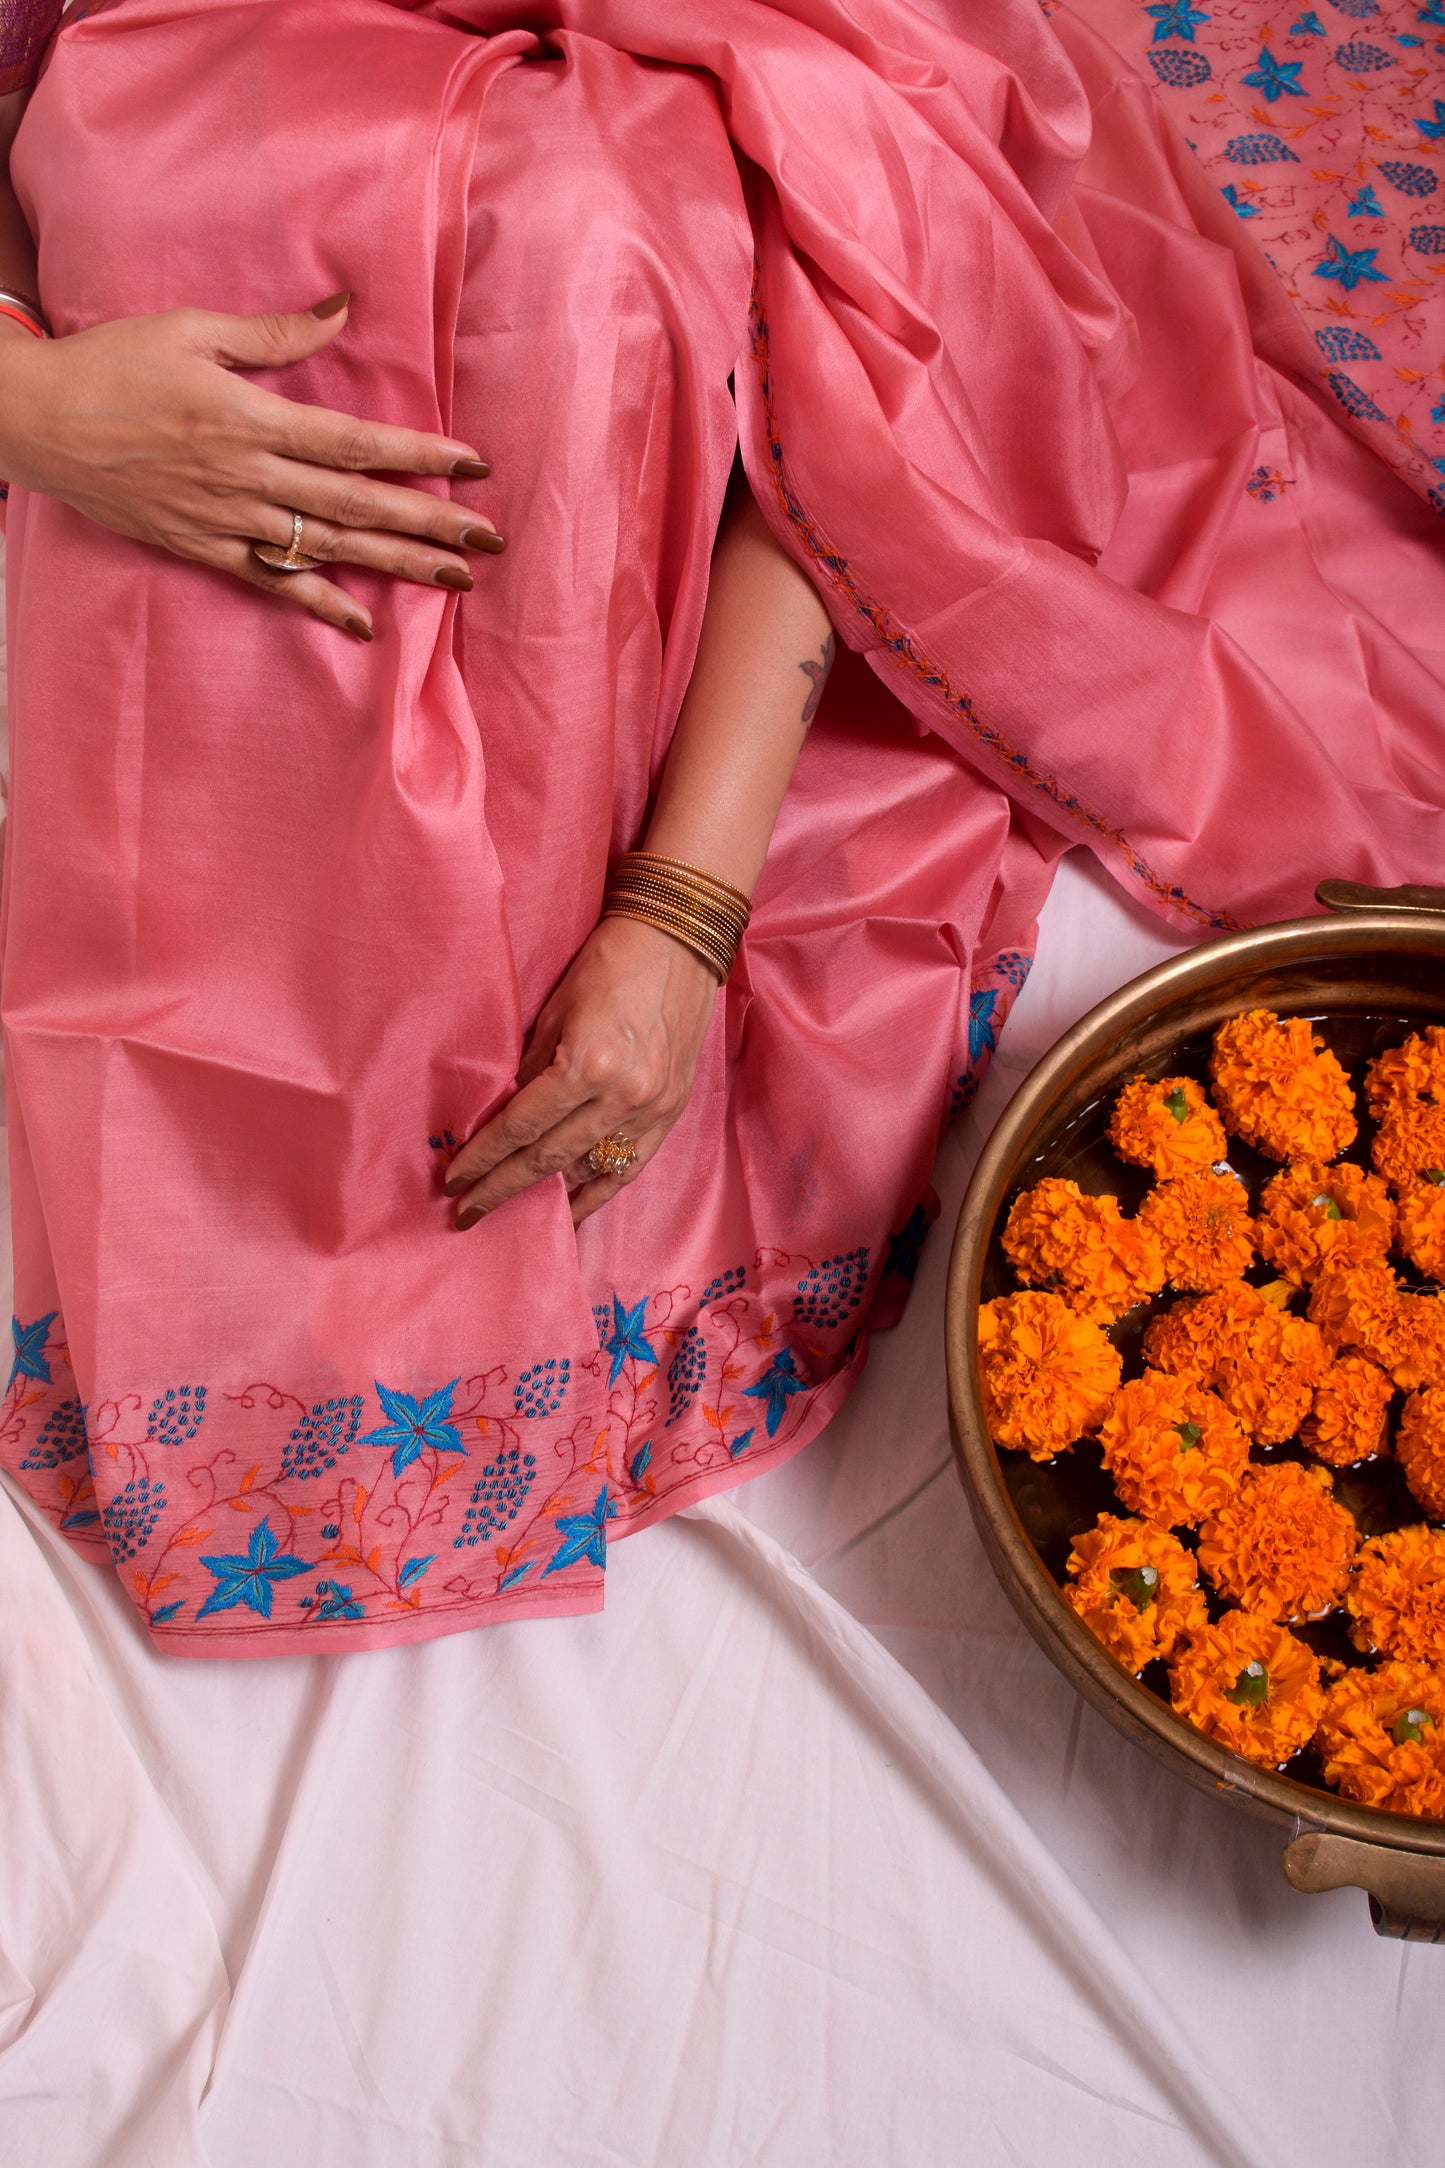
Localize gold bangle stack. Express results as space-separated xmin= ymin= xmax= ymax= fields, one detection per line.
xmin=602 ymin=851 xmax=751 ymax=981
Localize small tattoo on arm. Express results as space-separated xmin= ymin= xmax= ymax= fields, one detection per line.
xmin=798 ymin=629 xmax=836 ymax=728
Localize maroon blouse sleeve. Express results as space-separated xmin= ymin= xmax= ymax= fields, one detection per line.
xmin=0 ymin=0 xmax=64 ymax=96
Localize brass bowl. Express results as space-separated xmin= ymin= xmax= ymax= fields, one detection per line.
xmin=945 ymin=887 xmax=1445 ymax=1939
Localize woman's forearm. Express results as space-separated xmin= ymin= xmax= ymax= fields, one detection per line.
xmin=644 ymin=474 xmax=835 ymax=896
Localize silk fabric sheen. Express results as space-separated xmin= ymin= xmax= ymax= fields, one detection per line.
xmin=0 ymin=0 xmax=1442 ymax=1656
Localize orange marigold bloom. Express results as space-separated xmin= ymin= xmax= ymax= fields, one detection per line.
xmin=1363 ymin=1027 xmax=1445 ymax=1119
xmin=1346 ymin=1526 xmax=1445 ymax=1662
xmin=1316 ymin=1658 xmax=1445 ymax=1819
xmin=1196 ymin=1462 xmax=1357 ymax=1622
xmin=1255 ymin=1160 xmax=1395 ymax=1288
xmin=1301 ymin=1355 xmax=1394 ymax=1467
xmin=1063 ymin=1513 xmax=1208 ymax=1672
xmin=976 ymin=1292 xmax=1123 ymax=1462
xmin=1372 ymin=1103 xmax=1445 ymax=1191
xmin=1398 ymin=1386 xmax=1445 ymax=1522
xmin=1310 ymin=1261 xmax=1445 ymax=1391
xmin=1396 ymin=1175 xmax=1445 ymax=1282
xmin=1097 ymin=1372 xmax=1249 ymax=1527
xmin=1142 ymin=1283 xmax=1266 ymax=1385
xmin=1393 ymin=1295 xmax=1445 ymax=1393
xmin=1209 ymin=1009 xmax=1357 ymax=1164
xmin=1107 ymin=1074 xmax=1228 ymax=1180
xmin=1000 ymin=1177 xmax=1166 ymax=1324
xmin=1169 ymin=1609 xmax=1326 ymax=1767
xmin=1137 ymin=1172 xmax=1255 ymax=1293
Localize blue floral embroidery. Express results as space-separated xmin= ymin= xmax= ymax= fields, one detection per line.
xmin=1290 ymin=10 xmax=1326 ymax=31
xmin=1380 ymin=160 xmax=1438 ymax=196
xmin=542 ymin=1487 xmax=615 ymax=1576
xmin=727 ymin=1428 xmax=757 ymax=1460
xmin=794 ymin=1248 xmax=870 ymax=1328
xmin=666 ymin=1327 xmax=706 ymax=1425
xmin=150 ymin=1600 xmax=185 ymax=1626
xmin=884 ymin=1205 xmax=932 ymax=1286
xmin=360 ymin=1381 xmax=465 ymax=1477
xmin=1226 ymin=132 xmax=1300 ymax=162
xmin=1221 ymin=185 xmax=1257 ymax=219
xmin=1413 ymin=98 xmax=1445 ymax=141
xmin=101 ymin=1476 xmax=167 ymax=1562
xmin=196 ymin=1516 xmax=312 ymax=1621
xmin=304 ymin=1579 xmax=365 ymax=1623
xmin=498 ymin=1560 xmax=534 ymax=1593
xmin=281 ymin=1395 xmax=363 ymax=1480
xmin=514 ymin=1358 xmax=570 ymax=1418
xmin=602 ymin=1295 xmax=657 ymax=1384
xmin=1409 ymin=224 xmax=1445 ymax=254
xmin=1419 ymin=0 xmax=1445 ymax=22
xmin=1242 ymin=47 xmax=1307 ymax=97
xmin=147 ymin=1386 xmax=208 ymax=1446
xmin=8 ymin=1312 xmax=56 ymax=1391
xmin=453 ymin=1445 xmax=536 ymax=1548
xmin=701 ymin=1265 xmax=747 ymax=1304
xmin=1315 ymin=324 xmax=1383 ymax=360
xmin=398 ymin=1556 xmax=434 ymax=1592
xmin=1146 ymin=0 xmax=1210 ymax=40
xmin=1334 ymin=38 xmax=1394 ymax=64
xmin=1346 ymin=185 xmax=1384 ymax=217
xmin=744 ymin=1347 xmax=810 ymax=1436
xmin=1149 ymin=47 xmax=1211 ymax=83
xmin=627 ymin=1436 xmax=654 ymax=1483
xmin=1311 ymin=234 xmax=1390 ymax=287
xmin=1327 ymin=369 xmax=1389 ymax=421
xmin=19 ymin=1397 xmax=87 ymax=1471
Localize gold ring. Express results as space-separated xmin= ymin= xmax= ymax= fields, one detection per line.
xmin=253 ymin=510 xmax=323 ymax=575
xmin=585 ymin=1132 xmax=637 ymax=1178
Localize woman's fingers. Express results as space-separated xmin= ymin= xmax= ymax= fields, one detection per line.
xmin=255 ymin=386 xmax=492 ymax=484
xmin=273 ymin=512 xmax=479 ymax=592
xmin=224 ymin=542 xmax=375 ymax=637
xmin=447 ymin=1076 xmax=616 ymax=1225
xmin=566 ymin=1131 xmax=661 ymax=1227
xmin=263 ymin=455 xmax=504 ymax=555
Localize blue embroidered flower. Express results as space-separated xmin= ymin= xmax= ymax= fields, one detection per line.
xmin=884 ymin=1205 xmax=932 ymax=1286
xmin=1326 ymin=370 xmax=1389 ymax=421
xmin=304 ymin=1579 xmax=365 ymax=1622
xmin=1242 ymin=48 xmax=1307 ymax=98
xmin=8 ymin=1312 xmax=56 ymax=1391
xmin=1327 ymin=0 xmax=1378 ymax=14
xmin=514 ymin=1358 xmax=570 ymax=1419
xmin=1432 ymin=397 xmax=1445 ymax=423
xmin=744 ymin=1347 xmax=810 ymax=1437
xmin=1380 ymin=161 xmax=1438 ymax=197
xmin=453 ymin=1445 xmax=537 ymax=1548
xmin=196 ymin=1516 xmax=312 ymax=1621
xmin=147 ymin=1386 xmax=208 ymax=1447
xmin=665 ymin=1327 xmax=706 ymax=1425
xmin=542 ymin=1487 xmax=615 ymax=1576
xmin=1414 ymin=98 xmax=1445 ymax=141
xmin=1346 ymin=185 xmax=1384 ymax=218
xmin=1290 ymin=10 xmax=1325 ymax=30
xmin=1418 ymin=0 xmax=1445 ymax=23
xmin=1226 ymin=133 xmax=1299 ymax=162
xmin=1409 ymin=224 xmax=1445 ymax=254
xmin=1148 ymin=47 xmax=1211 ymax=84
xmin=19 ymin=1397 xmax=87 ymax=1472
xmin=398 ymin=1556 xmax=434 ymax=1592
xmin=101 ymin=1476 xmax=166 ymax=1563
xmin=1312 ymin=235 xmax=1389 ymax=288
xmin=794 ymin=1247 xmax=869 ymax=1328
xmin=281 ymin=1395 xmax=363 ymax=1480
xmin=701 ymin=1264 xmax=747 ymax=1305
xmin=993 ymin=950 xmax=1032 ymax=990
xmin=627 ymin=1436 xmax=653 ymax=1484
xmin=602 ymin=1295 xmax=657 ymax=1385
xmin=969 ymin=988 xmax=1002 ymax=1069
xmin=727 ymin=1428 xmax=757 ymax=1460
xmin=360 ymin=1380 xmax=464 ymax=1477
xmin=1334 ymin=39 xmax=1394 ymax=66
xmin=1146 ymin=0 xmax=1209 ymax=41
xmin=1221 ymin=184 xmax=1258 ymax=218
xmin=1315 ymin=325 xmax=1382 ymax=361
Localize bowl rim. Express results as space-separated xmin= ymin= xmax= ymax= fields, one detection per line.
xmin=944 ymin=908 xmax=1445 ymax=1858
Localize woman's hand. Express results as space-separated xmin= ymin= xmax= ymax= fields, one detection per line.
xmin=0 ymin=295 xmax=502 ymax=638
xmin=445 ymin=917 xmax=719 ymax=1228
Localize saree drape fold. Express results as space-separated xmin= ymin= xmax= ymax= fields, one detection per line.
xmin=1 ymin=0 xmax=1442 ymax=1654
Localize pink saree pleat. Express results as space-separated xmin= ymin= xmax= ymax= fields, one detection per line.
xmin=0 ymin=0 xmax=1442 ymax=1655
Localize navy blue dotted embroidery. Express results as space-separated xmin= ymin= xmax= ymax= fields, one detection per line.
xmin=592 ymin=1303 xmax=611 ymax=1348
xmin=1379 ymin=160 xmax=1438 ymax=197
xmin=1314 ymin=324 xmax=1382 ymax=361
xmin=1149 ymin=48 xmax=1211 ymax=85
xmin=1409 ymin=224 xmax=1445 ymax=255
xmin=453 ymin=1445 xmax=537 ymax=1548
xmin=514 ymin=1358 xmax=570 ymax=1419
xmin=793 ymin=1247 xmax=870 ymax=1329
xmin=19 ymin=1397 xmax=88 ymax=1472
xmin=665 ymin=1327 xmax=707 ymax=1426
xmin=701 ymin=1264 xmax=747 ymax=1305
xmin=1326 ymin=0 xmax=1379 ymax=16
xmin=102 ymin=1476 xmax=166 ymax=1562
xmin=1326 ymin=369 xmax=1388 ymax=421
xmin=280 ymin=1396 xmax=364 ymax=1481
xmin=1225 ymin=133 xmax=1299 ymax=164
xmin=147 ymin=1387 xmax=207 ymax=1446
xmin=1333 ymin=39 xmax=1393 ymax=66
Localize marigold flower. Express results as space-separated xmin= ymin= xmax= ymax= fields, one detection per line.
xmin=1396 ymin=1175 xmax=1445 ymax=1282
xmin=1363 ymin=1027 xmax=1445 ymax=1119
xmin=976 ymin=1291 xmax=1123 ymax=1462
xmin=1372 ymin=1103 xmax=1445 ymax=1191
xmin=1107 ymin=1074 xmax=1228 ymax=1180
xmin=1196 ymin=1462 xmax=1357 ymax=1622
xmin=1397 ymin=1385 xmax=1445 ymax=1521
xmin=1137 ymin=1171 xmax=1255 ymax=1293
xmin=1097 ymin=1372 xmax=1248 ymax=1527
xmin=1209 ymin=1010 xmax=1357 ymax=1164
xmin=1392 ymin=1294 xmax=1445 ymax=1393
xmin=1000 ymin=1177 xmax=1166 ymax=1324
xmin=1062 ymin=1513 xmax=1208 ymax=1672
xmin=1316 ymin=1658 xmax=1445 ymax=1818
xmin=1142 ymin=1283 xmax=1266 ymax=1385
xmin=1310 ymin=1261 xmax=1445 ymax=1390
xmin=1301 ymin=1355 xmax=1394 ymax=1467
xmin=1169 ymin=1609 xmax=1326 ymax=1767
xmin=1346 ymin=1526 xmax=1445 ymax=1662
xmin=1255 ymin=1160 xmax=1395 ymax=1288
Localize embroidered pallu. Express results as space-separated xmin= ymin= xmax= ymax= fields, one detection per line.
xmin=1 ymin=0 xmax=1443 ymax=1656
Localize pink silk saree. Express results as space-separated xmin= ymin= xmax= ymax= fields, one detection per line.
xmin=1 ymin=0 xmax=1443 ymax=1656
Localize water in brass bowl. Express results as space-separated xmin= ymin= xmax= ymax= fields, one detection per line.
xmin=945 ymin=908 xmax=1445 ymax=1934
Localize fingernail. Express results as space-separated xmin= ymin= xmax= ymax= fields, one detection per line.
xmin=345 ymin=616 xmax=373 ymax=641
xmin=434 ymin=565 xmax=474 ymax=592
xmin=443 ymin=1176 xmax=470 ymax=1198
xmin=451 ymin=457 xmax=491 ymax=479
xmin=457 ymin=1207 xmax=485 ymax=1230
xmin=464 ymin=531 xmax=506 ymax=555
xmin=311 ymin=290 xmax=351 ymax=319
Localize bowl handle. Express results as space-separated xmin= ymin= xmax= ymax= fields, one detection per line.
xmin=1316 ymin=879 xmax=1445 ymax=918
xmin=1282 ymin=1831 xmax=1445 ymax=1940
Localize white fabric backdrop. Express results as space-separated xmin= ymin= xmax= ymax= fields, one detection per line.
xmin=4 ymin=559 xmax=1444 ymax=2164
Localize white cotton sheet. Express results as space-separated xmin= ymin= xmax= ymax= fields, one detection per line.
xmin=0 ymin=672 xmax=1441 ymax=2161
